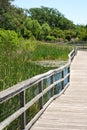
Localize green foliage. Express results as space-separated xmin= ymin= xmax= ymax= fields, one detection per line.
xmin=0 ymin=0 xmax=14 ymax=14
xmin=0 ymin=3 xmax=87 ymax=42
xmin=0 ymin=29 xmax=19 ymax=44
xmin=0 ymin=39 xmax=72 ymax=91
xmin=0 ymin=28 xmax=19 ymax=53
xmin=31 ymin=42 xmax=71 ymax=60
xmin=59 ymin=17 xmax=75 ymax=30
xmin=23 ymin=18 xmax=41 ymax=39
xmin=29 ymin=6 xmax=62 ymax=27
xmin=83 ymin=34 xmax=87 ymax=41
xmin=1 ymin=3 xmax=87 ymax=130
xmin=75 ymin=25 xmax=87 ymax=41
xmin=0 ymin=2 xmax=23 ymax=31
xmin=40 ymin=23 xmax=51 ymax=40
xmin=64 ymin=30 xmax=76 ymax=41
xmin=51 ymin=28 xmax=65 ymax=41
xmin=45 ymin=35 xmax=56 ymax=41
xmin=28 ymin=6 xmax=75 ymax=30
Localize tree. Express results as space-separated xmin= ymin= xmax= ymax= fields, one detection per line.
xmin=0 ymin=28 xmax=19 ymax=55
xmin=0 ymin=0 xmax=14 ymax=26
xmin=75 ymin=25 xmax=87 ymax=41
xmin=28 ymin=7 xmax=75 ymax=30
xmin=51 ymin=28 xmax=65 ymax=41
xmin=64 ymin=30 xmax=76 ymax=41
xmin=0 ymin=0 xmax=14 ymax=9
xmin=23 ymin=17 xmax=41 ymax=39
xmin=29 ymin=7 xmax=63 ymax=28
xmin=40 ymin=23 xmax=51 ymax=40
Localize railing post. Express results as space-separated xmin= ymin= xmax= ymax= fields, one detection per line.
xmin=62 ymin=70 xmax=64 ymax=89
xmin=39 ymin=81 xmax=43 ymax=110
xmin=20 ymin=90 xmax=26 ymax=130
xmin=68 ymin=67 xmax=70 ymax=83
xmin=51 ymin=75 xmax=54 ymax=97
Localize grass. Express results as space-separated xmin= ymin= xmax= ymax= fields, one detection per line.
xmin=0 ymin=39 xmax=72 ymax=91
xmin=32 ymin=42 xmax=71 ymax=60
xmin=0 ymin=39 xmax=72 ymax=130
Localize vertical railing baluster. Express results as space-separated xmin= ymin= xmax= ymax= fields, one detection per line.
xmin=20 ymin=90 xmax=26 ymax=130
xmin=51 ymin=75 xmax=54 ymax=97
xmin=39 ymin=80 xmax=43 ymax=110
xmin=68 ymin=67 xmax=70 ymax=83
xmin=62 ymin=70 xmax=64 ymax=90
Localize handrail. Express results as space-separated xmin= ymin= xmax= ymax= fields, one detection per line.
xmin=68 ymin=48 xmax=76 ymax=63
xmin=0 ymin=49 xmax=76 ymax=130
xmin=69 ymin=41 xmax=87 ymax=51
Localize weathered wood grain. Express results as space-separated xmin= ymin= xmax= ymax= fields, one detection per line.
xmin=0 ymin=49 xmax=75 ymax=130
xmin=30 ymin=51 xmax=87 ymax=130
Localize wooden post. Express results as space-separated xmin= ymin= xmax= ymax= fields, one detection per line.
xmin=39 ymin=81 xmax=43 ymax=110
xmin=20 ymin=91 xmax=26 ymax=130
xmin=51 ymin=75 xmax=54 ymax=97
xmin=68 ymin=67 xmax=70 ymax=83
xmin=62 ymin=70 xmax=64 ymax=90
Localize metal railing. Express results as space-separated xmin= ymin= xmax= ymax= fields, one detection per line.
xmin=0 ymin=49 xmax=76 ymax=130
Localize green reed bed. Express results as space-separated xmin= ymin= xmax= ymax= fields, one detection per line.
xmin=0 ymin=40 xmax=72 ymax=130
xmin=0 ymin=54 xmax=53 ymax=91
xmin=32 ymin=42 xmax=72 ymax=61
xmin=0 ymin=40 xmax=72 ymax=91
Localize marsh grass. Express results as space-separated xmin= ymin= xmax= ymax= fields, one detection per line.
xmin=0 ymin=40 xmax=72 ymax=91
xmin=32 ymin=42 xmax=71 ymax=60
xmin=0 ymin=40 xmax=72 ymax=130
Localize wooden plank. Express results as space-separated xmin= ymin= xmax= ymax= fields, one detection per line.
xmin=0 ymin=63 xmax=70 ymax=103
xmin=30 ymin=51 xmax=87 ymax=130
xmin=20 ymin=91 xmax=26 ymax=129
xmin=0 ymin=49 xmax=75 ymax=130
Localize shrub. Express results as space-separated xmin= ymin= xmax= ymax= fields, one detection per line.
xmin=0 ymin=28 xmax=19 ymax=53
xmin=45 ymin=35 xmax=56 ymax=41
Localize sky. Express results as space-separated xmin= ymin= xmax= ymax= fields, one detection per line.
xmin=12 ymin=0 xmax=87 ymax=25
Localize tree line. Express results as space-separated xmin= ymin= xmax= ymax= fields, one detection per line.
xmin=0 ymin=0 xmax=87 ymax=43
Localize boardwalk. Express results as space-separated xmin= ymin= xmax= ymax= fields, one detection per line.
xmin=30 ymin=51 xmax=87 ymax=130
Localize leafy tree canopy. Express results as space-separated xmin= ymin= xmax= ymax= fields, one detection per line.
xmin=0 ymin=2 xmax=87 ymax=42
xmin=28 ymin=6 xmax=75 ymax=30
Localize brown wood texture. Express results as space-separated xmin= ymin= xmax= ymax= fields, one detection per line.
xmin=30 ymin=51 xmax=87 ymax=130
xmin=0 ymin=49 xmax=75 ymax=130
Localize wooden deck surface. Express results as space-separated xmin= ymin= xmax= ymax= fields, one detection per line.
xmin=30 ymin=51 xmax=87 ymax=130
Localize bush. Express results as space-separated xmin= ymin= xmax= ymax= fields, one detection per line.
xmin=0 ymin=28 xmax=19 ymax=52
xmin=45 ymin=35 xmax=56 ymax=41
